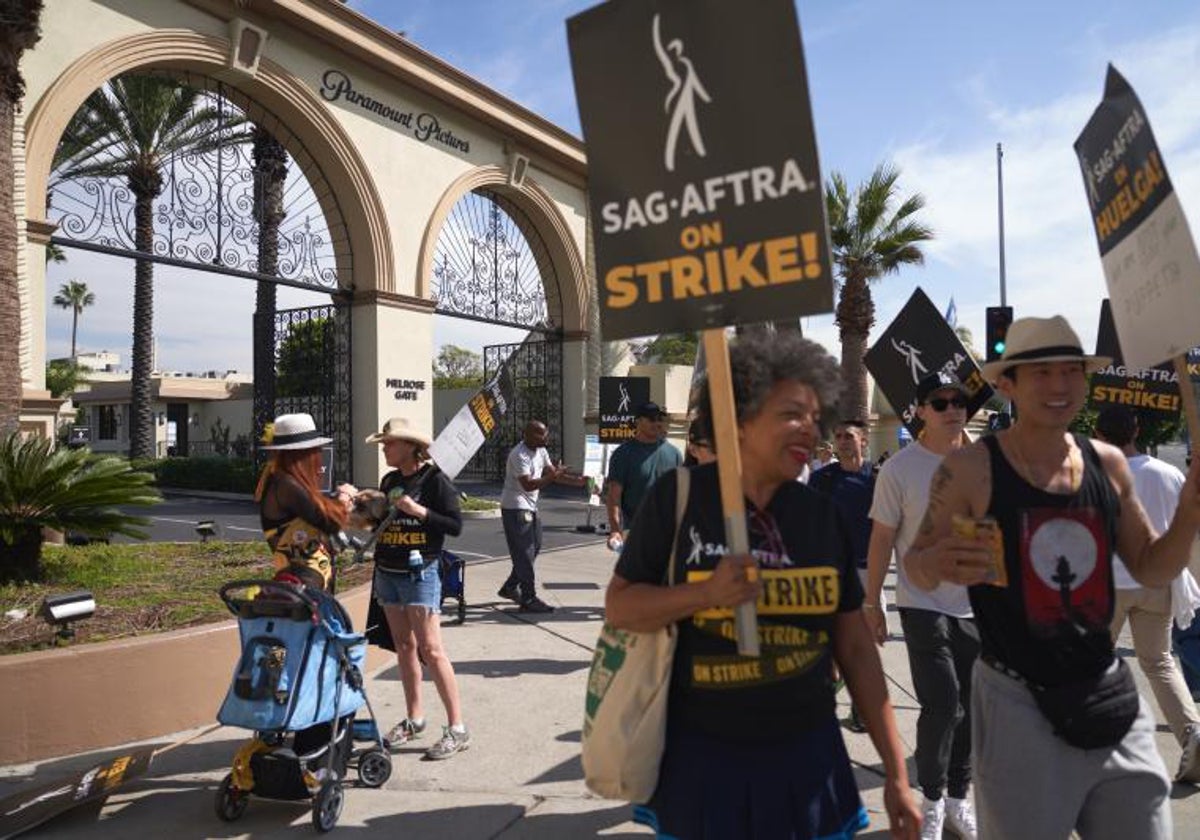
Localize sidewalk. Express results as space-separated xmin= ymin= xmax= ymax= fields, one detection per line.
xmin=2 ymin=541 xmax=1198 ymax=837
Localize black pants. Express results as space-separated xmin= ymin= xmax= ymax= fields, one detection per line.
xmin=898 ymin=607 xmax=981 ymax=801
xmin=501 ymin=508 xmax=542 ymax=601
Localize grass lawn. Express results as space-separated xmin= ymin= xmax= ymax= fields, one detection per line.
xmin=0 ymin=542 xmax=374 ymax=655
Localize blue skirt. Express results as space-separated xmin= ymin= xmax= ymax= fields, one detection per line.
xmin=633 ymin=718 xmax=869 ymax=840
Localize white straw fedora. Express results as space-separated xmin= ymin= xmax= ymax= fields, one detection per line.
xmin=364 ymin=416 xmax=433 ymax=448
xmin=260 ymin=413 xmax=333 ymax=450
xmin=980 ymin=315 xmax=1111 ymax=383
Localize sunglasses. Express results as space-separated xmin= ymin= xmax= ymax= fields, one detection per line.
xmin=926 ymin=396 xmax=968 ymax=412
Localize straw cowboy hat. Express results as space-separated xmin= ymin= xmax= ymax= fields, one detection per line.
xmin=260 ymin=413 xmax=333 ymax=450
xmin=980 ymin=315 xmax=1111 ymax=383
xmin=364 ymin=416 xmax=433 ymax=448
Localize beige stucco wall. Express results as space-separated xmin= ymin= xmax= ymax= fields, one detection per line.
xmin=0 ymin=581 xmax=388 ymax=765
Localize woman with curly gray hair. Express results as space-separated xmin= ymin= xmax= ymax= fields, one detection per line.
xmin=606 ymin=332 xmax=920 ymax=839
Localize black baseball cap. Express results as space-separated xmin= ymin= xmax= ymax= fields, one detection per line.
xmin=915 ymin=371 xmax=968 ymax=404
xmin=636 ymin=401 xmax=667 ymax=419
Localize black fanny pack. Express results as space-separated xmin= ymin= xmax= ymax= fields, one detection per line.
xmin=1027 ymin=658 xmax=1140 ymax=750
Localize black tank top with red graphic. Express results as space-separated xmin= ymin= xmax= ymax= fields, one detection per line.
xmin=973 ymin=434 xmax=1119 ymax=687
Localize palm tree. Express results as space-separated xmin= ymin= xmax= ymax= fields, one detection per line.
xmin=252 ymin=126 xmax=287 ymax=449
xmin=0 ymin=431 xmax=160 ymax=583
xmin=52 ymin=279 xmax=94 ymax=357
xmin=53 ymin=75 xmax=243 ymax=459
xmin=826 ymin=163 xmax=934 ymax=422
xmin=0 ymin=0 xmax=44 ymax=434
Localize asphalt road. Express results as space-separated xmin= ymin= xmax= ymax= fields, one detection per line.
xmin=118 ymin=483 xmax=610 ymax=565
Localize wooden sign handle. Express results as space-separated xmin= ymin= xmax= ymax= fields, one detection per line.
xmin=1174 ymin=355 xmax=1200 ymax=452
xmin=701 ymin=328 xmax=760 ymax=657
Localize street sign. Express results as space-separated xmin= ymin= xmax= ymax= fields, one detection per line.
xmin=865 ymin=288 xmax=992 ymax=436
xmin=568 ymin=0 xmax=832 ymax=341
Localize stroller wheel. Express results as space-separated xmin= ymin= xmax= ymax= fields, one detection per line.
xmin=312 ymin=779 xmax=344 ymax=833
xmin=357 ymin=748 xmax=392 ymax=788
xmin=214 ymin=773 xmax=248 ymax=822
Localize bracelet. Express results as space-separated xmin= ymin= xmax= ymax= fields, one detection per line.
xmin=862 ymin=603 xmax=881 ymax=610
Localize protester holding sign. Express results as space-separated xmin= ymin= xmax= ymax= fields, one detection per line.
xmin=1095 ymin=406 xmax=1200 ymax=784
xmin=905 ymin=316 xmax=1200 ymax=838
xmin=605 ymin=333 xmax=919 ymax=839
xmin=604 ymin=401 xmax=682 ymax=547
xmin=864 ymin=372 xmax=980 ymax=840
xmin=356 ymin=417 xmax=470 ymax=761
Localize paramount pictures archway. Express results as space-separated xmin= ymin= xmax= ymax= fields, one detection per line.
xmin=18 ymin=3 xmax=592 ymax=485
xmin=46 ymin=71 xmax=356 ymax=476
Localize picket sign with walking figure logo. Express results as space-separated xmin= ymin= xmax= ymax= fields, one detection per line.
xmin=570 ymin=0 xmax=834 ymax=654
xmin=652 ymin=13 xmax=711 ymax=173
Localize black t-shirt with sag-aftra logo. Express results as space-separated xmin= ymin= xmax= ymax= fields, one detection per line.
xmin=374 ymin=464 xmax=462 ymax=572
xmin=615 ymin=463 xmax=862 ymax=739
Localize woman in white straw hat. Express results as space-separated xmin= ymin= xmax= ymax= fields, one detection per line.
xmin=356 ymin=416 xmax=470 ymax=761
xmin=255 ymin=412 xmax=351 ymax=591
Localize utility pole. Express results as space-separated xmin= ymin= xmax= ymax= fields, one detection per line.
xmin=997 ymin=142 xmax=1007 ymax=307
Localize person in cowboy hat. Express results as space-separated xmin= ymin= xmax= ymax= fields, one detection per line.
xmin=354 ymin=417 xmax=470 ymax=761
xmin=255 ymin=412 xmax=351 ymax=591
xmin=904 ymin=315 xmax=1200 ymax=838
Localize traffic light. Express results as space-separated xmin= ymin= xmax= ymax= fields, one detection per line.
xmin=985 ymin=306 xmax=1014 ymax=361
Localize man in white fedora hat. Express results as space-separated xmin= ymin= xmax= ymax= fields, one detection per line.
xmin=903 ymin=315 xmax=1200 ymax=838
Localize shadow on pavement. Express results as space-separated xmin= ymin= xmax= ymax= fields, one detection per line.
xmin=36 ymin=782 xmax=646 ymax=839
xmin=375 ymin=658 xmax=590 ymax=680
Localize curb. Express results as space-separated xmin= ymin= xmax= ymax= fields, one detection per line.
xmin=461 ymin=508 xmax=501 ymax=519
xmin=159 ymin=488 xmax=255 ymax=502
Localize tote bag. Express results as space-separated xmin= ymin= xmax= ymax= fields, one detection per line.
xmin=582 ymin=467 xmax=689 ymax=802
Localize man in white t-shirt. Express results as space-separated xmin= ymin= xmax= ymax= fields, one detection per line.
xmin=866 ymin=371 xmax=979 ymax=840
xmin=499 ymin=421 xmax=583 ymax=613
xmin=1095 ymin=405 xmax=1200 ymax=783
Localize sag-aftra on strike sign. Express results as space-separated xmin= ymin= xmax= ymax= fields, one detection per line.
xmin=568 ymin=0 xmax=832 ymax=341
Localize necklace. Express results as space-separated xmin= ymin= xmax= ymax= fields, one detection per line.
xmin=1007 ymin=432 xmax=1080 ymax=492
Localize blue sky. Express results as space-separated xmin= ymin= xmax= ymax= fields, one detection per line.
xmin=46 ymin=1 xmax=1200 ymax=370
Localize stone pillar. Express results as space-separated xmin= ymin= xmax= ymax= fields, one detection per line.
xmin=351 ymin=291 xmax=436 ymax=488
xmin=561 ymin=332 xmax=588 ymax=473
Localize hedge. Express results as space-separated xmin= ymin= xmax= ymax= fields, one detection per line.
xmin=140 ymin=457 xmax=258 ymax=494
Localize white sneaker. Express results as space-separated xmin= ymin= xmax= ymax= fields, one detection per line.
xmin=919 ymin=796 xmax=945 ymax=840
xmin=1177 ymin=724 xmax=1200 ymax=784
xmin=945 ymin=796 xmax=978 ymax=839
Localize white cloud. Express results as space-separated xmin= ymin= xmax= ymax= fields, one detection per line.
xmin=883 ymin=23 xmax=1200 ymax=355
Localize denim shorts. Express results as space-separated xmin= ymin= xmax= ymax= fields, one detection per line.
xmin=374 ymin=565 xmax=441 ymax=612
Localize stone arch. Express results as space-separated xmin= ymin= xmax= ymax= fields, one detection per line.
xmin=416 ymin=166 xmax=588 ymax=334
xmin=23 ymin=29 xmax=394 ymax=294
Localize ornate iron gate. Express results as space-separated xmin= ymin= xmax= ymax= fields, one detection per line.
xmin=255 ymin=303 xmax=354 ymax=483
xmin=48 ymin=72 xmax=350 ymax=467
xmin=459 ymin=335 xmax=562 ymax=481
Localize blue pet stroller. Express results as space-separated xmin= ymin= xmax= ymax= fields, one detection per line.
xmin=214 ymin=579 xmax=391 ymax=832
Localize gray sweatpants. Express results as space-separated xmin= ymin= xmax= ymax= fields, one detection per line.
xmin=972 ymin=659 xmax=1171 ymax=839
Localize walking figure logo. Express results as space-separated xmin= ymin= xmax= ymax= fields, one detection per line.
xmin=652 ymin=14 xmax=711 ymax=173
xmin=685 ymin=525 xmax=704 ymax=566
xmin=617 ymin=382 xmax=631 ymax=413
xmin=891 ymin=338 xmax=928 ymax=383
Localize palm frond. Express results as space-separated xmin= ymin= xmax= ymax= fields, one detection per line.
xmin=0 ymin=434 xmax=160 ymax=546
